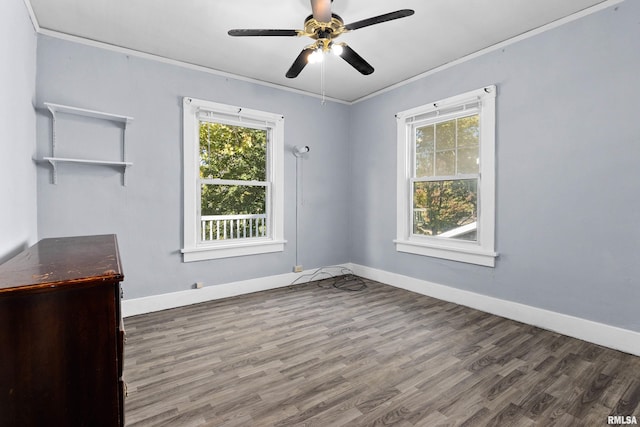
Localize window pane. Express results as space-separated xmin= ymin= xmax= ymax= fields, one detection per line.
xmin=200 ymin=184 xmax=267 ymax=241
xmin=199 ymin=122 xmax=267 ymax=181
xmin=436 ymin=120 xmax=456 ymax=150
xmin=201 ymin=184 xmax=266 ymax=216
xmin=413 ymin=179 xmax=477 ymax=241
xmin=458 ymin=147 xmax=479 ymax=174
xmin=435 ymin=150 xmax=456 ymax=176
xmin=457 ymin=114 xmax=479 ymax=147
xmin=415 ymin=124 xmax=434 ymax=177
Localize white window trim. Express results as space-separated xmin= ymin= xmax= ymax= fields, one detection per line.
xmin=181 ymin=97 xmax=285 ymax=262
xmin=394 ymin=86 xmax=497 ymax=267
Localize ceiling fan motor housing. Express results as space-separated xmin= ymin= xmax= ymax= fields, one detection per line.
xmin=302 ymin=14 xmax=346 ymax=38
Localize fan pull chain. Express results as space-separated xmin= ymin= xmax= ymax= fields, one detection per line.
xmin=321 ymin=59 xmax=326 ymax=106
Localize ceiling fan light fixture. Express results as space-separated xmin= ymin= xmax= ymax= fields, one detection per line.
xmin=308 ymin=48 xmax=324 ymax=64
xmin=331 ymin=43 xmax=344 ymax=56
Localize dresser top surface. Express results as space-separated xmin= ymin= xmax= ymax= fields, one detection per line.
xmin=0 ymin=234 xmax=123 ymax=293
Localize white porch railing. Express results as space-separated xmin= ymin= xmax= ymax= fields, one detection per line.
xmin=201 ymin=214 xmax=267 ymax=241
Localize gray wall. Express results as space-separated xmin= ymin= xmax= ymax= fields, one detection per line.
xmin=349 ymin=1 xmax=640 ymax=332
xmin=0 ymin=0 xmax=38 ymax=263
xmin=35 ymin=37 xmax=351 ymax=299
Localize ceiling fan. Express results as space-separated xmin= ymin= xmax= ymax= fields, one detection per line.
xmin=228 ymin=0 xmax=414 ymax=78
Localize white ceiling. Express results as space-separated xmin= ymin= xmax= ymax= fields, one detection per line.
xmin=27 ymin=0 xmax=611 ymax=103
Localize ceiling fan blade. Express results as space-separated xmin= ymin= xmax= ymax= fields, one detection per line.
xmin=286 ymin=48 xmax=313 ymax=78
xmin=340 ymin=44 xmax=374 ymax=75
xmin=310 ymin=0 xmax=332 ymax=22
xmin=345 ymin=9 xmax=415 ymax=31
xmin=228 ymin=29 xmax=299 ymax=37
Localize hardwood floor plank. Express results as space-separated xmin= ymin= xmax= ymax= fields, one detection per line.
xmin=460 ymin=406 xmax=492 ymax=426
xmin=124 ymin=278 xmax=640 ymax=426
xmin=612 ymin=379 xmax=640 ymax=415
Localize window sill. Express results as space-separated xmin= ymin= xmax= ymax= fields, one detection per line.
xmin=394 ymin=239 xmax=497 ymax=267
xmin=182 ymin=239 xmax=286 ymax=262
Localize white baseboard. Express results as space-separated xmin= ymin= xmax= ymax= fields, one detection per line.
xmin=121 ymin=265 xmax=351 ymax=318
xmin=347 ymin=263 xmax=640 ymax=357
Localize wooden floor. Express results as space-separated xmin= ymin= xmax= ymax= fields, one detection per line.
xmin=124 ymin=277 xmax=640 ymax=426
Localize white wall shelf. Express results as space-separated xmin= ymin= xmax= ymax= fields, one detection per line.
xmin=43 ymin=102 xmax=134 ymax=185
xmin=43 ymin=157 xmax=134 ymax=167
xmin=43 ymin=157 xmax=133 ymax=183
xmin=44 ymin=103 xmax=134 ymax=124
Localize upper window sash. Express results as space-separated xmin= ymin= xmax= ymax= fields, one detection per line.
xmin=195 ymin=102 xmax=282 ymax=128
xmin=396 ymin=91 xmax=485 ymax=121
xmin=407 ymin=105 xmax=480 ymax=130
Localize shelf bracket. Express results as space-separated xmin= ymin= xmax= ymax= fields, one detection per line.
xmin=47 ymin=157 xmax=58 ymax=184
xmin=43 ymin=103 xmax=134 ymax=186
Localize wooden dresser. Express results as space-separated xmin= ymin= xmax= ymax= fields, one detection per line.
xmin=0 ymin=235 xmax=125 ymax=427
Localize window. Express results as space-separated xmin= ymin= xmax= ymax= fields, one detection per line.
xmin=182 ymin=97 xmax=285 ymax=261
xmin=395 ymin=86 xmax=497 ymax=266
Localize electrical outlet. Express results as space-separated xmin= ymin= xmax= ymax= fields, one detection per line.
xmin=293 ymin=265 xmax=303 ymax=273
xmin=195 ymin=282 xmax=204 ymax=289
